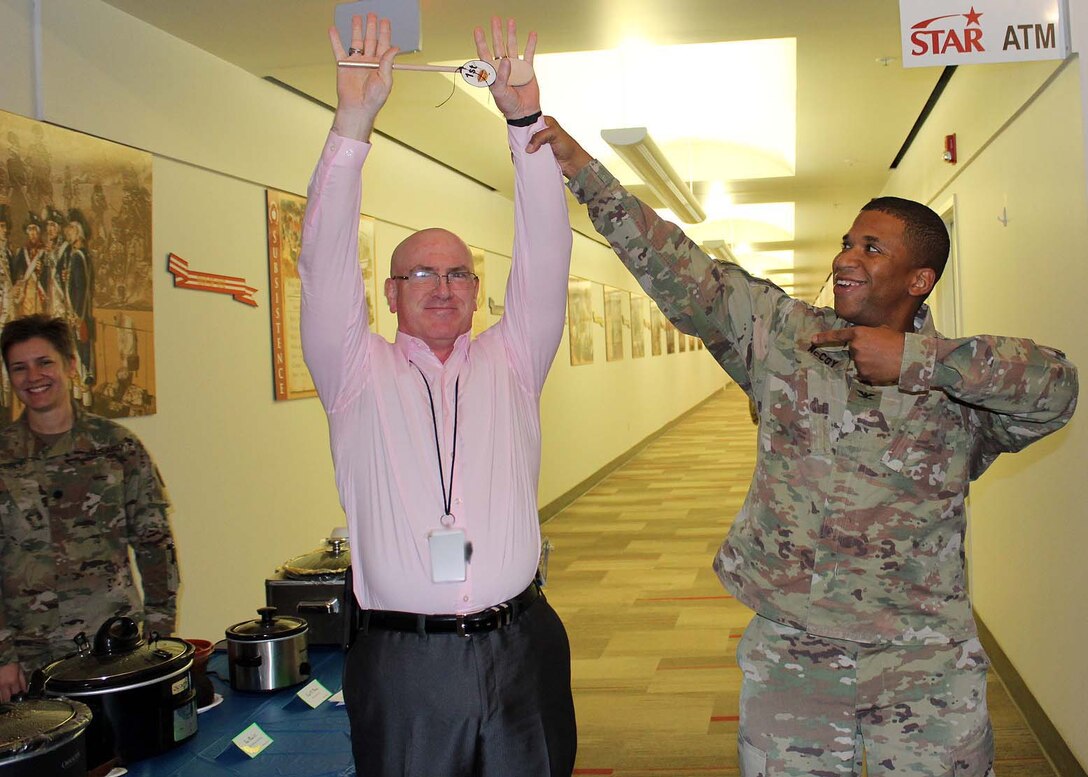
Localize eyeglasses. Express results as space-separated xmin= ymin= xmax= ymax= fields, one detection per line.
xmin=390 ymin=269 xmax=479 ymax=289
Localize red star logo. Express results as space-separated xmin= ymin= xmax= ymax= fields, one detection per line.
xmin=964 ymin=6 xmax=983 ymax=26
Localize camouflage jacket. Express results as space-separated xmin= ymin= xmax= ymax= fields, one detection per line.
xmin=570 ymin=161 xmax=1078 ymax=644
xmin=0 ymin=403 xmax=178 ymax=670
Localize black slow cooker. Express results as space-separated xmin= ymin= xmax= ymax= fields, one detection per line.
xmin=39 ymin=616 xmax=197 ymax=768
xmin=0 ymin=697 xmax=92 ymax=776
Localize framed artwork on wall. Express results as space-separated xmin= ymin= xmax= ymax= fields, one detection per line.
xmin=603 ymin=286 xmax=628 ymax=362
xmin=630 ymin=294 xmax=648 ymax=358
xmin=0 ymin=108 xmax=156 ymax=419
xmin=469 ymin=246 xmax=489 ymax=337
xmin=266 ymin=189 xmax=376 ymax=400
xmin=650 ymin=307 xmax=664 ymax=356
xmin=567 ymin=276 xmax=597 ymax=366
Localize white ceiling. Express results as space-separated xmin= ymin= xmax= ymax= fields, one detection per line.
xmin=100 ymin=0 xmax=945 ymax=301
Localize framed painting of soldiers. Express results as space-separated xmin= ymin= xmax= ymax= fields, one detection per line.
xmin=0 ymin=109 xmax=156 ymax=421
xmin=266 ymin=188 xmax=376 ymax=401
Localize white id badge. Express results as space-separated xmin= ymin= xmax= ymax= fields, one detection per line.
xmin=429 ymin=528 xmax=467 ymax=583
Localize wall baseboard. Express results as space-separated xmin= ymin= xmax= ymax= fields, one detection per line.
xmin=975 ymin=615 xmax=1087 ymax=777
xmin=538 ymin=387 xmax=728 ymax=524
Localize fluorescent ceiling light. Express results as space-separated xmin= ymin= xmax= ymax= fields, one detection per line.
xmin=652 ymin=202 xmax=794 ymax=249
xmin=702 ymin=240 xmax=736 ymax=264
xmin=602 ymin=127 xmax=706 ymax=224
xmin=440 ymin=37 xmax=796 ymax=185
xmin=736 ymin=249 xmax=795 ymax=286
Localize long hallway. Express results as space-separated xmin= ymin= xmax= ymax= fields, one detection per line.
xmin=542 ymin=384 xmax=1058 ymax=777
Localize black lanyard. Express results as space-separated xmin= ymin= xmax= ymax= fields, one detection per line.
xmin=411 ymin=363 xmax=459 ymax=521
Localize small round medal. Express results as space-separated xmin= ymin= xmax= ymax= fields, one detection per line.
xmin=459 ymin=60 xmax=497 ymax=87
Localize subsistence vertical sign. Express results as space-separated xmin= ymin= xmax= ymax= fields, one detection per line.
xmin=899 ymin=0 xmax=1069 ymax=67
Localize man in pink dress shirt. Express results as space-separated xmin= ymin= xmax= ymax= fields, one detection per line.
xmin=298 ymin=14 xmax=576 ymax=777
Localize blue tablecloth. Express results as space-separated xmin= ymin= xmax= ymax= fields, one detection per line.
xmin=124 ymin=646 xmax=353 ymax=777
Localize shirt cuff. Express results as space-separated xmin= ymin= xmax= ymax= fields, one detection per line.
xmin=324 ymin=131 xmax=371 ymax=169
xmin=899 ymin=332 xmax=937 ymax=393
xmin=506 ymin=114 xmax=547 ymax=150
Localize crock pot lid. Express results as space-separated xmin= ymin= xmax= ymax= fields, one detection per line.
xmin=0 ymin=698 xmax=92 ymax=755
xmin=281 ymin=537 xmax=352 ymax=577
xmin=227 ymin=607 xmax=307 ymax=640
xmin=41 ymin=637 xmax=193 ymax=691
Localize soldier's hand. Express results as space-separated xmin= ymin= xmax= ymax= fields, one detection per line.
xmin=811 ymin=325 xmax=904 ymax=385
xmin=0 ymin=662 xmax=27 ymax=703
xmin=527 ymin=117 xmax=593 ymax=179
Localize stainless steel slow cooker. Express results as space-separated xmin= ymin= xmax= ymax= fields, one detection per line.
xmin=0 ymin=698 xmax=92 ymax=777
xmin=40 ymin=616 xmax=197 ymax=769
xmin=226 ymin=607 xmax=310 ymax=692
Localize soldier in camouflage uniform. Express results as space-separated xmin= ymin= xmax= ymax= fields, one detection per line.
xmin=0 ymin=314 xmax=178 ymax=701
xmin=527 ymin=121 xmax=1078 ymax=776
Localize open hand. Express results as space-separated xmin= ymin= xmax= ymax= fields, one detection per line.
xmin=811 ymin=325 xmax=905 ymax=385
xmin=328 ymin=13 xmax=398 ymax=140
xmin=474 ymin=17 xmax=539 ymax=121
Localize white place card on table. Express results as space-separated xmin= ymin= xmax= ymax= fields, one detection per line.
xmin=297 ymin=678 xmax=333 ymax=708
xmin=232 ymin=722 xmax=274 ymax=758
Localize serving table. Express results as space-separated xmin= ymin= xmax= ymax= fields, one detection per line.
xmin=122 ymin=645 xmax=351 ymax=777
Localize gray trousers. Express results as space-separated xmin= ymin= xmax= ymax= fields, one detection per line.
xmin=343 ymin=596 xmax=576 ymax=777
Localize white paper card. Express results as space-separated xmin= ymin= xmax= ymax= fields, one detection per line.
xmin=297 ymin=678 xmax=333 ymax=709
xmin=232 ymin=723 xmax=274 ymax=758
xmin=329 ymin=689 xmax=345 ymax=705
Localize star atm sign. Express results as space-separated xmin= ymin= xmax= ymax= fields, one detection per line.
xmin=899 ymin=0 xmax=1069 ymax=67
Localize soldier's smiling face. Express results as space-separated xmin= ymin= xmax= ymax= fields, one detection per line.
xmin=831 ymin=210 xmax=932 ymax=331
xmin=6 ymin=337 xmax=75 ymax=417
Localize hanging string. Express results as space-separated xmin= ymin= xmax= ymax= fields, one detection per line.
xmin=434 ymin=72 xmax=460 ymax=108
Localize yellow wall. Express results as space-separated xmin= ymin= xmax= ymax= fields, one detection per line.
xmin=0 ymin=0 xmax=725 ymax=644
xmin=883 ymin=59 xmax=1088 ymax=767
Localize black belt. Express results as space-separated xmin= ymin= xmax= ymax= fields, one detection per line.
xmin=363 ymin=582 xmax=541 ymax=637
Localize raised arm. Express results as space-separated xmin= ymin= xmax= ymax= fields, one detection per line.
xmin=477 ymin=18 xmax=572 ymax=391
xmin=299 ymin=14 xmax=397 ymax=409
xmin=529 ymin=119 xmax=797 ymax=392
